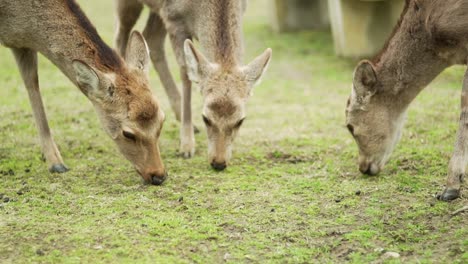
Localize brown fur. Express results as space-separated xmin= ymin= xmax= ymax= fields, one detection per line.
xmin=346 ymin=0 xmax=468 ymax=201
xmin=0 ymin=0 xmax=166 ymax=184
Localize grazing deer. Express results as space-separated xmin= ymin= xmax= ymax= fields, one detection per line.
xmin=115 ymin=0 xmax=272 ymax=170
xmin=346 ymin=0 xmax=468 ymax=200
xmin=0 ymin=0 xmax=167 ymax=185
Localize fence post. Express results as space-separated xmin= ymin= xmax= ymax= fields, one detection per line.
xmin=271 ymin=0 xmax=329 ymax=32
xmin=328 ymin=0 xmax=405 ymax=58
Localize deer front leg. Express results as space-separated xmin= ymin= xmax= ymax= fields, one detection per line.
xmin=114 ymin=0 xmax=143 ymax=56
xmin=439 ymin=70 xmax=468 ymax=201
xmin=11 ymin=48 xmax=68 ymax=173
xmin=179 ymin=65 xmax=195 ymax=158
xmin=143 ymin=12 xmax=182 ymax=121
xmin=168 ymin=31 xmax=195 ymax=158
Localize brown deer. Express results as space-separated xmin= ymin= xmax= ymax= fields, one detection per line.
xmin=346 ymin=0 xmax=468 ymax=200
xmin=115 ymin=0 xmax=272 ymax=170
xmin=0 ymin=0 xmax=167 ymax=185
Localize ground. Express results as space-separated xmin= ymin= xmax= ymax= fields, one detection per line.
xmin=0 ymin=0 xmax=467 ymax=263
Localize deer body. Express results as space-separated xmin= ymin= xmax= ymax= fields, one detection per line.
xmin=115 ymin=0 xmax=271 ymax=170
xmin=0 ymin=1 xmax=123 ymax=88
xmin=346 ymin=0 xmax=468 ymax=201
xmin=0 ymin=0 xmax=167 ymax=184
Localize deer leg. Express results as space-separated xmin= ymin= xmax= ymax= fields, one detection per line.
xmin=143 ymin=12 xmax=182 ymax=121
xmin=439 ymin=70 xmax=468 ymax=201
xmin=115 ymin=0 xmax=143 ymax=56
xmin=11 ymin=48 xmax=68 ymax=173
xmin=178 ymin=65 xmax=195 ymax=158
xmin=168 ymin=31 xmax=195 ymax=158
xmin=179 ymin=64 xmax=196 ymax=158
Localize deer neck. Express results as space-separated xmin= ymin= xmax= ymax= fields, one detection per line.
xmin=34 ymin=1 xmax=123 ymax=86
xmin=197 ymin=0 xmax=244 ymax=68
xmin=373 ymin=27 xmax=449 ymax=109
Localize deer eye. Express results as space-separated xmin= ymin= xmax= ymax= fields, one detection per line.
xmin=234 ymin=118 xmax=245 ymax=129
xmin=347 ymin=124 xmax=355 ymax=136
xmin=122 ymin=130 xmax=137 ymax=141
xmin=202 ymin=115 xmax=212 ymax=127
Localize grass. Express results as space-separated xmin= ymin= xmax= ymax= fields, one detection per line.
xmin=0 ymin=0 xmax=467 ymax=263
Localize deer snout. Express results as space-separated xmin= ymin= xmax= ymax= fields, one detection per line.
xmin=138 ymin=168 xmax=167 ymax=185
xmin=208 ymin=144 xmax=230 ymax=171
xmin=211 ymin=160 xmax=227 ymax=171
xmin=359 ymin=161 xmax=380 ymax=176
xmin=149 ymin=170 xmax=167 ymax=185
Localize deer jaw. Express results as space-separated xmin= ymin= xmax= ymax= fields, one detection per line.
xmin=73 ymin=32 xmax=167 ymax=185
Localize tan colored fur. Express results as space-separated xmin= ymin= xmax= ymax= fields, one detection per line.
xmin=0 ymin=0 xmax=166 ymax=184
xmin=346 ymin=0 xmax=468 ymax=200
xmin=115 ymin=0 xmax=271 ymax=170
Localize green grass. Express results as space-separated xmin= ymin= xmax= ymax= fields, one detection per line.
xmin=0 ymin=0 xmax=467 ymax=263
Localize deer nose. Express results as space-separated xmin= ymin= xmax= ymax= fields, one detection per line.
xmin=362 ymin=167 xmax=373 ymax=175
xmin=150 ymin=171 xmax=167 ymax=185
xmin=211 ymin=161 xmax=227 ymax=171
xmin=359 ymin=162 xmax=379 ymax=175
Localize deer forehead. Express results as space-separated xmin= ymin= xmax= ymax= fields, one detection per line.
xmin=110 ymin=65 xmax=147 ymax=87
xmin=127 ymin=96 xmax=159 ymax=123
xmin=203 ymin=71 xmax=249 ymax=93
xmin=204 ymin=98 xmax=245 ymax=120
xmin=114 ymin=72 xmax=156 ymax=106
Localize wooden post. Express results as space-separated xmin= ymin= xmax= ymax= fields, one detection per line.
xmin=328 ymin=0 xmax=405 ymax=58
xmin=271 ymin=0 xmax=329 ymax=32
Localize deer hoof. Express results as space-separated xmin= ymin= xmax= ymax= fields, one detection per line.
xmin=179 ymin=145 xmax=195 ymax=158
xmin=437 ymin=188 xmax=460 ymax=201
xmin=181 ymin=150 xmax=194 ymax=159
xmin=179 ymin=140 xmax=195 ymax=159
xmin=49 ymin=164 xmax=69 ymax=173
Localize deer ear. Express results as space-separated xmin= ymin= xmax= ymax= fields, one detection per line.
xmin=184 ymin=39 xmax=213 ymax=83
xmin=73 ymin=60 xmax=114 ymax=101
xmin=73 ymin=60 xmax=100 ymax=96
xmin=243 ymin=48 xmax=272 ymax=87
xmin=353 ymin=60 xmax=377 ymax=97
xmin=126 ymin=31 xmax=150 ymax=72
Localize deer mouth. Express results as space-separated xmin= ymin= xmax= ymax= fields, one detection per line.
xmin=359 ymin=161 xmax=381 ymax=175
xmin=136 ymin=169 xmax=167 ymax=185
xmin=211 ymin=161 xmax=227 ymax=171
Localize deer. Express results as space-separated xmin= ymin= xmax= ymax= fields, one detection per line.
xmin=114 ymin=0 xmax=272 ymax=171
xmin=346 ymin=0 xmax=468 ymax=201
xmin=0 ymin=0 xmax=167 ymax=185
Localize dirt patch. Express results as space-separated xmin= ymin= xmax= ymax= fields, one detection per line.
xmin=266 ymin=151 xmax=314 ymax=164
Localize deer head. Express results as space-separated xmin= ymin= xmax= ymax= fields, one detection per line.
xmin=73 ymin=32 xmax=167 ymax=184
xmin=346 ymin=60 xmax=407 ymax=175
xmin=184 ymin=39 xmax=271 ymax=170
